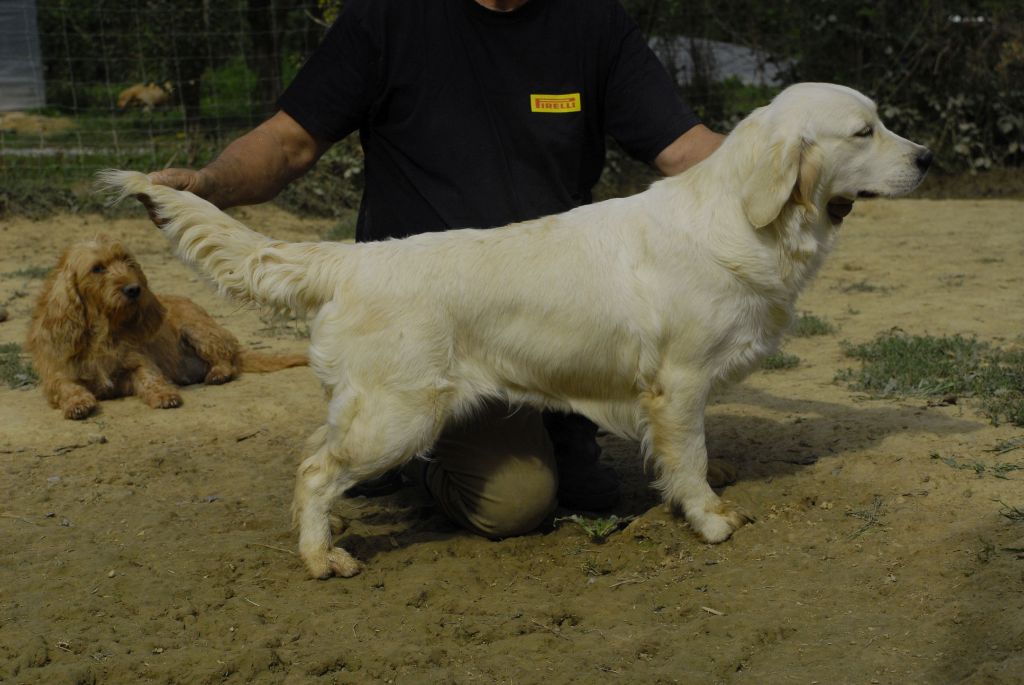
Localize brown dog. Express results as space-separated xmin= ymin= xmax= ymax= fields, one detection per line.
xmin=117 ymin=82 xmax=172 ymax=111
xmin=27 ymin=235 xmax=306 ymax=420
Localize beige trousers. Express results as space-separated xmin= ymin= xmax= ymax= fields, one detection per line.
xmin=422 ymin=400 xmax=559 ymax=538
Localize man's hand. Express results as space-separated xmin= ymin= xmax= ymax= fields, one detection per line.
xmin=138 ymin=168 xmax=208 ymax=228
xmin=137 ymin=111 xmax=328 ymax=229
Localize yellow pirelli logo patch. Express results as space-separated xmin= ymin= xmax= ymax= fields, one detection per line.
xmin=530 ymin=92 xmax=581 ymax=113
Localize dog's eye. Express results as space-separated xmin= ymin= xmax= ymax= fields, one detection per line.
xmin=91 ymin=264 xmax=106 ymax=274
xmin=854 ymin=125 xmax=874 ymax=138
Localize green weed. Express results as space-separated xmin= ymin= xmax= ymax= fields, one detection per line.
xmin=0 ymin=343 xmax=37 ymax=389
xmin=931 ymin=452 xmax=1023 ymax=479
xmin=763 ymin=351 xmax=800 ymax=370
xmin=997 ymin=501 xmax=1024 ymax=523
xmin=3 ymin=266 xmax=50 ymax=280
xmin=838 ymin=279 xmax=893 ymax=294
xmin=555 ymin=514 xmax=635 ymax=542
xmin=790 ymin=312 xmax=836 ymax=337
xmin=838 ymin=331 xmax=1024 ymax=426
xmin=989 ymin=437 xmax=1024 ymax=455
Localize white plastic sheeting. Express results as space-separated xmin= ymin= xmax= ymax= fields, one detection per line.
xmin=0 ymin=0 xmax=45 ymax=111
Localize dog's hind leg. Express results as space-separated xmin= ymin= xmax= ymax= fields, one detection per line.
xmin=293 ymin=424 xmax=362 ymax=579
xmin=128 ymin=358 xmax=183 ymax=409
xmin=642 ymin=373 xmax=752 ymax=543
xmin=167 ymin=297 xmax=242 ymax=384
xmin=293 ymin=388 xmax=448 ymax=579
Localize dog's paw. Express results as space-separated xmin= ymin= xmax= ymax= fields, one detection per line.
xmin=691 ymin=502 xmax=754 ymax=544
xmin=304 ymin=546 xmax=362 ymax=580
xmin=149 ymin=391 xmax=182 ymax=409
xmin=204 ymin=365 xmax=234 ymax=385
xmin=63 ymin=400 xmax=96 ymax=420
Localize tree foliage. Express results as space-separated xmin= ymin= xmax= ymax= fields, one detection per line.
xmin=33 ymin=0 xmax=1023 ymax=173
xmin=623 ymin=0 xmax=1024 ymax=171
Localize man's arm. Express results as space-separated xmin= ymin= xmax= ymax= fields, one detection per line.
xmin=652 ymin=124 xmax=725 ymax=176
xmin=148 ymin=111 xmax=330 ymax=208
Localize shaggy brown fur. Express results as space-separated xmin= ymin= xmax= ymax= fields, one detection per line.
xmin=26 ymin=235 xmax=306 ymax=420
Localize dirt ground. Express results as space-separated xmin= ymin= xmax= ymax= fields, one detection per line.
xmin=1 ymin=198 xmax=1023 ymax=685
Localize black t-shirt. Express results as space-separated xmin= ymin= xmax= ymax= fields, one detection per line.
xmin=279 ymin=0 xmax=699 ymax=242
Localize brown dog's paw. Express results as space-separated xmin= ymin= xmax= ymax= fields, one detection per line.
xmin=147 ymin=391 xmax=182 ymax=409
xmin=204 ymin=365 xmax=234 ymax=385
xmin=63 ymin=400 xmax=96 ymax=420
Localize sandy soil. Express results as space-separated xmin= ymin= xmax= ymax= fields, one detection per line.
xmin=1 ymin=199 xmax=1023 ymax=685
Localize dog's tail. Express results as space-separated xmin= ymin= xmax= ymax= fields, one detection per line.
xmin=237 ymin=349 xmax=308 ymax=373
xmin=98 ymin=169 xmax=343 ymax=313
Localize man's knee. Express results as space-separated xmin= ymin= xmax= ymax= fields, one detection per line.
xmin=426 ymin=453 xmax=557 ymax=538
xmin=424 ymin=402 xmax=558 ymax=538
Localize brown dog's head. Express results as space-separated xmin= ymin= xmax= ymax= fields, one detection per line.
xmin=34 ymin=235 xmax=165 ymax=355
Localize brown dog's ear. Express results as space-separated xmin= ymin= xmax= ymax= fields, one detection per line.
xmin=741 ymin=128 xmax=803 ymax=228
xmin=131 ymin=287 xmax=166 ymax=342
xmin=37 ymin=253 xmax=88 ymax=357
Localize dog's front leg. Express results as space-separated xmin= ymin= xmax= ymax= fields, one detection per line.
xmin=643 ymin=373 xmax=751 ymax=543
xmin=47 ymin=376 xmax=98 ymax=420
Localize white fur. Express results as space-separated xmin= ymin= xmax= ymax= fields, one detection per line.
xmin=100 ymin=82 xmax=930 ymax=579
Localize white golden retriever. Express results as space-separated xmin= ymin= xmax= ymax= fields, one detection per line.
xmin=103 ymin=83 xmax=931 ymax=579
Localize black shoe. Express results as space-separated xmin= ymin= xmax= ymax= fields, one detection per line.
xmin=344 ymin=469 xmax=407 ymax=497
xmin=544 ymin=411 xmax=621 ymax=511
xmin=557 ymin=460 xmax=621 ymax=511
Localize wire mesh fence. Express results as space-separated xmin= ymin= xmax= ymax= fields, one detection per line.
xmin=1 ymin=0 xmax=324 ymax=190
xmin=5 ymin=1 xmax=1021 ymax=208
xmin=1 ymin=1 xmax=794 ymax=199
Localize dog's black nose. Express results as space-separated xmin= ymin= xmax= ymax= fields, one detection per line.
xmin=916 ymin=150 xmax=933 ymax=172
xmin=122 ymin=284 xmax=142 ymax=300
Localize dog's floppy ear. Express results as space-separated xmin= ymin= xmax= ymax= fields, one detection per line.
xmin=37 ymin=252 xmax=89 ymax=357
xmin=791 ymin=142 xmax=823 ymax=221
xmin=739 ymin=118 xmax=804 ymax=228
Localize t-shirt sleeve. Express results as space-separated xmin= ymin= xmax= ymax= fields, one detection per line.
xmin=277 ymin=0 xmax=381 ymax=142
xmin=603 ymin=4 xmax=702 ymax=163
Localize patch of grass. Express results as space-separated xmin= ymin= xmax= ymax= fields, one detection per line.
xmin=838 ymin=279 xmax=894 ymax=294
xmin=0 ymin=343 xmax=37 ymax=388
xmin=763 ymin=351 xmax=800 ymax=370
xmin=938 ymin=273 xmax=967 ymax=288
xmin=838 ymin=330 xmax=1024 ymax=426
xmin=845 ymin=495 xmax=886 ymax=538
xmin=3 ymin=266 xmax=50 ymax=280
xmin=931 ymin=452 xmax=987 ymax=476
xmin=997 ymin=501 xmax=1024 ymax=523
xmin=931 ymin=452 xmax=1023 ymax=479
xmin=790 ymin=312 xmax=836 ymax=337
xmin=580 ymin=559 xmax=610 ymax=577
xmin=555 ymin=514 xmax=635 ymax=542
xmin=989 ymin=436 xmax=1024 ymax=455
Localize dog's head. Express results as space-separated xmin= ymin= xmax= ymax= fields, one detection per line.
xmin=38 ymin=236 xmax=165 ymax=349
xmin=733 ymin=83 xmax=932 ymax=228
